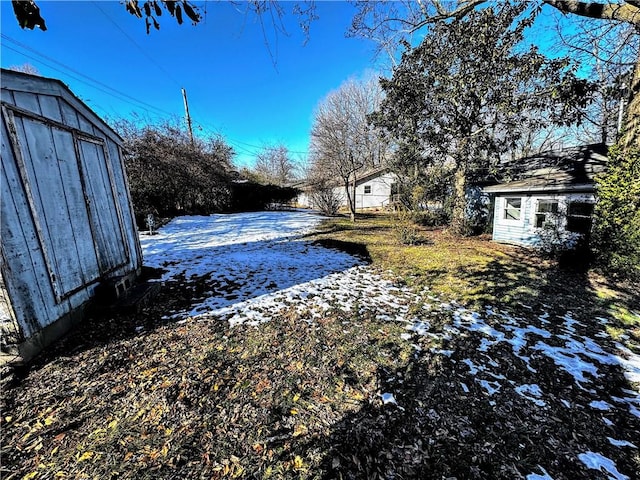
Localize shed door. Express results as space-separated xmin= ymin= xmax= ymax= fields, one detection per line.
xmin=9 ymin=114 xmax=101 ymax=298
xmin=77 ymin=137 xmax=128 ymax=273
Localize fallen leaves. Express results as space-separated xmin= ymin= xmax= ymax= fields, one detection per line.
xmin=1 ymin=222 xmax=639 ymax=479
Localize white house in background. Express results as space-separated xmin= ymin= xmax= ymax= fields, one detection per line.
xmin=1 ymin=69 xmax=143 ymax=362
xmin=297 ymin=168 xmax=398 ymax=211
xmin=484 ymin=144 xmax=608 ymax=247
xmin=342 ymin=168 xmax=398 ymax=210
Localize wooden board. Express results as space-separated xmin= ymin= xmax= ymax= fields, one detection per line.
xmin=77 ymin=138 xmax=128 ymax=273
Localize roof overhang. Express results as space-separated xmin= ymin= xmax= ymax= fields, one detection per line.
xmin=483 ymin=183 xmax=595 ymax=194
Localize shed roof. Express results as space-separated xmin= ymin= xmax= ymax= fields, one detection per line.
xmin=484 ymin=144 xmax=608 ymax=194
xmin=1 ymin=68 xmax=123 ymax=144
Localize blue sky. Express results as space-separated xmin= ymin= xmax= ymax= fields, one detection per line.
xmin=1 ymin=1 xmax=380 ymax=168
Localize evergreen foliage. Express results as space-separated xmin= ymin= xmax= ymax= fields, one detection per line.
xmin=228 ymin=182 xmax=299 ymax=212
xmin=592 ymin=146 xmax=640 ymax=280
xmin=371 ymin=4 xmax=591 ymax=235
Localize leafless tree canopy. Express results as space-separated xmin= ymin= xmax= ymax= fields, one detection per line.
xmin=253 ymin=144 xmax=298 ymax=187
xmin=7 ymin=63 xmax=40 ymax=75
xmin=309 ymin=75 xmax=387 ymax=221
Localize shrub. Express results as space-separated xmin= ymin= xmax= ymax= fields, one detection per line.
xmin=228 ymin=182 xmax=299 ymax=212
xmin=536 ymin=221 xmax=582 ymax=258
xmin=394 ymin=210 xmax=421 ymax=245
xmin=309 ymin=179 xmax=342 ymax=215
xmin=118 ymin=119 xmax=233 ymax=227
xmin=591 ymin=146 xmax=640 ymax=280
xmin=412 ymin=209 xmax=450 ymax=227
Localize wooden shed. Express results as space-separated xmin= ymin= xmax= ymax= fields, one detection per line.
xmin=1 ymin=69 xmax=142 ymax=362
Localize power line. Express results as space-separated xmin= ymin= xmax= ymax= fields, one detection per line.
xmin=2 ymin=34 xmax=310 ymax=159
xmin=92 ymin=1 xmax=182 ymax=89
xmin=1 ymin=44 xmax=157 ymax=121
xmin=1 ymin=33 xmax=175 ymax=118
xmin=201 ymin=128 xmax=309 ymax=156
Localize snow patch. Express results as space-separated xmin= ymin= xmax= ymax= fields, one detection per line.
xmin=526 ymin=466 xmax=554 ymax=480
xmin=577 ymin=452 xmax=629 ymax=480
xmin=607 ymin=437 xmax=637 ymax=449
xmin=515 ymin=384 xmax=546 ymax=407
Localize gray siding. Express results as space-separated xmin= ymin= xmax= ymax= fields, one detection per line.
xmin=492 ymin=193 xmax=596 ymax=247
xmin=1 ymin=72 xmax=142 ymax=351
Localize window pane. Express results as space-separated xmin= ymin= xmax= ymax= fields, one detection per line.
xmin=537 ymin=200 xmax=558 ymax=214
xmin=568 ymin=202 xmax=594 ymax=217
xmin=364 ymin=185 xmax=371 ymax=194
xmin=504 ymin=197 xmax=521 ymax=220
xmin=506 ymin=198 xmax=521 ymax=209
xmin=505 ymin=208 xmax=520 ymax=220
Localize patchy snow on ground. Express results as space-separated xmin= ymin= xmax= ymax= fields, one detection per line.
xmin=142 ymin=210 xmax=640 ymax=479
xmin=578 ymin=451 xmax=630 ymax=480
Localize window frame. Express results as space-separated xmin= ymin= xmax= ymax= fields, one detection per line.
xmin=534 ymin=199 xmax=559 ymax=229
xmin=363 ymin=185 xmax=372 ymax=195
xmin=566 ymin=201 xmax=594 ymax=234
xmin=502 ymin=196 xmax=523 ymax=223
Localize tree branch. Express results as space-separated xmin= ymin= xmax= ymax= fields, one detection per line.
xmin=409 ymin=0 xmax=488 ymax=33
xmin=543 ymin=0 xmax=640 ymax=25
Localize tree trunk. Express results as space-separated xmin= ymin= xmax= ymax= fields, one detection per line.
xmin=343 ymin=176 xmax=357 ymax=222
xmin=450 ymin=164 xmax=468 ymax=235
xmin=350 ymin=174 xmax=357 ymax=222
xmin=621 ymin=49 xmax=640 ymax=151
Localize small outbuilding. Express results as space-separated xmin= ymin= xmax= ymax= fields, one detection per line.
xmin=0 ymin=69 xmax=142 ymax=362
xmin=484 ymin=144 xmax=608 ymax=248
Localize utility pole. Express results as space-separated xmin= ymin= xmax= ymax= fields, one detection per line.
xmin=181 ymin=87 xmax=194 ymax=146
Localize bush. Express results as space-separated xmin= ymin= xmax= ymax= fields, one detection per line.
xmin=536 ymin=221 xmax=580 ymax=256
xmin=309 ymin=179 xmax=342 ymax=215
xmin=118 ymin=120 xmax=233 ymax=227
xmin=228 ymin=182 xmax=299 ymax=212
xmin=394 ymin=210 xmax=421 ymax=245
xmin=591 ymin=146 xmax=640 ymax=280
xmin=412 ymin=209 xmax=450 ymax=227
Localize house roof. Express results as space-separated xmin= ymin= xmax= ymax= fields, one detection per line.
xmin=355 ymin=166 xmax=392 ymax=185
xmin=1 ymin=68 xmax=123 ymax=145
xmin=484 ymin=144 xmax=609 ymax=194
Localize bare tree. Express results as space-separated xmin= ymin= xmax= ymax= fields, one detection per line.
xmin=7 ymin=63 xmax=40 ymax=75
xmin=309 ymin=75 xmax=387 ymax=221
xmin=253 ymin=144 xmax=297 ymax=187
xmin=552 ymin=15 xmax=638 ymax=144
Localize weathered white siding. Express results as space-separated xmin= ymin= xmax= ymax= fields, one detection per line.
xmin=328 ymin=171 xmax=397 ymax=210
xmin=0 ymin=70 xmax=142 ymax=358
xmin=492 ymin=193 xmax=595 ymax=247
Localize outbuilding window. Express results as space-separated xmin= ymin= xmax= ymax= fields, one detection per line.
xmin=503 ymin=197 xmax=521 ymax=221
xmin=534 ymin=200 xmax=559 ymax=228
xmin=566 ymin=202 xmax=594 ymax=234
xmin=364 ymin=185 xmax=372 ymax=194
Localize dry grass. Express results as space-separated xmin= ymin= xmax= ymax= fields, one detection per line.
xmin=1 ymin=211 xmax=638 ymax=480
xmin=312 ymin=212 xmax=639 ymax=346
